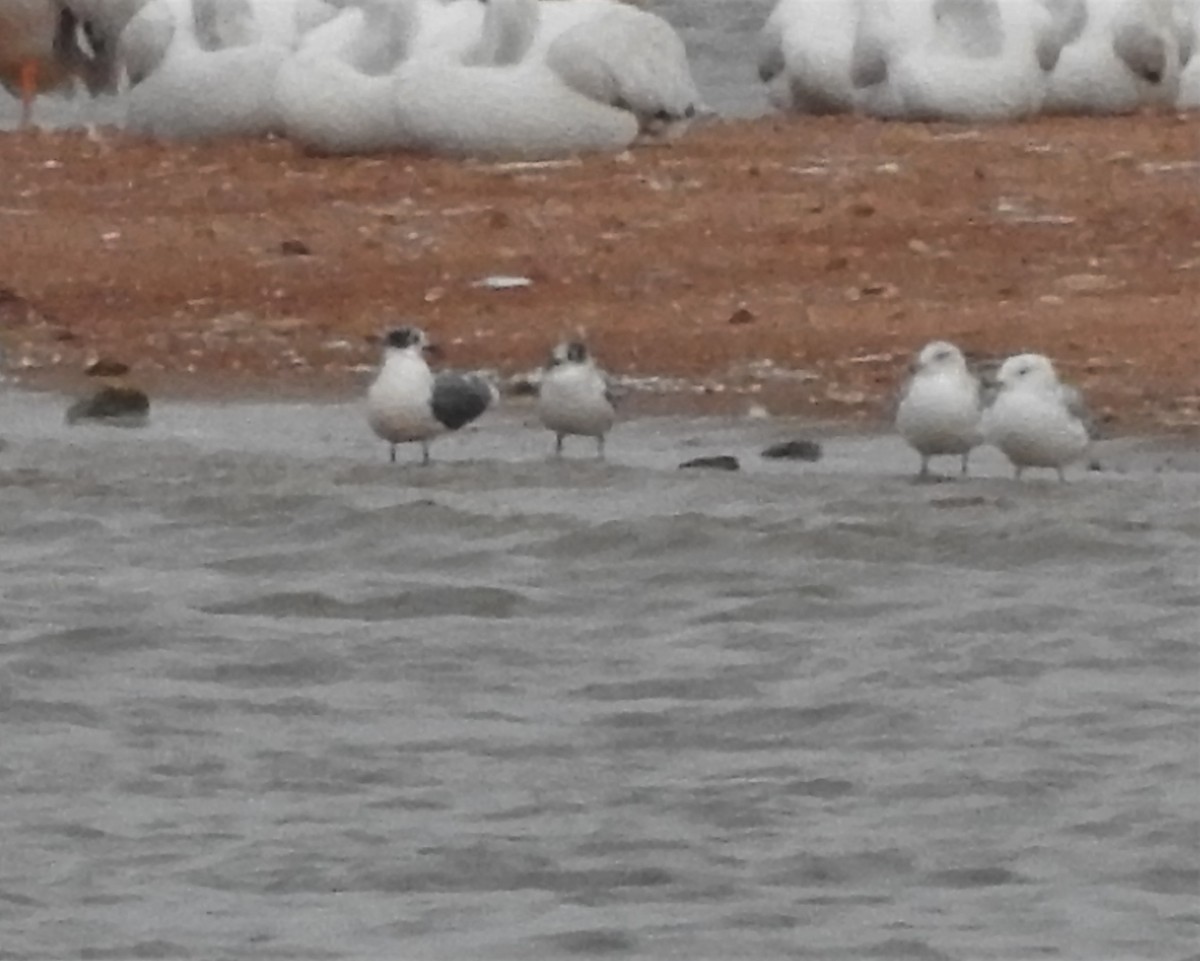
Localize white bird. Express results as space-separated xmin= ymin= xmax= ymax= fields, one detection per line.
xmin=537 ymin=339 xmax=617 ymax=458
xmin=982 ymin=352 xmax=1091 ymax=481
xmin=894 ymin=340 xmax=984 ymax=479
xmin=853 ymin=0 xmax=1077 ymax=122
xmin=366 ymin=325 xmax=496 ymax=465
xmin=759 ymin=0 xmax=863 ymax=115
xmin=274 ymin=0 xmax=416 ymax=154
xmin=1045 ymin=0 xmax=1186 ymax=114
xmin=531 ymin=0 xmax=704 ymax=143
xmin=1176 ymin=0 xmax=1199 ymax=106
xmin=1 ymin=0 xmax=113 ymax=127
xmin=123 ymin=0 xmax=289 ymax=140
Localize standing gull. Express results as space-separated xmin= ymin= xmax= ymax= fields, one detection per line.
xmin=894 ymin=340 xmax=984 ymax=478
xmin=982 ymin=351 xmax=1090 ymax=481
xmin=536 ymin=339 xmax=616 ymax=458
xmin=366 ymin=326 xmax=496 ymax=465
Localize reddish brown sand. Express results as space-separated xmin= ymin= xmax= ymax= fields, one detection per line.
xmin=1 ymin=114 xmax=1197 ymax=432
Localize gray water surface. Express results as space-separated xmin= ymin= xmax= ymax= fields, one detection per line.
xmin=1 ymin=390 xmax=1197 ymax=959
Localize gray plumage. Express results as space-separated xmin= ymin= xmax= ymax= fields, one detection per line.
xmin=431 ymin=372 xmax=495 ymax=431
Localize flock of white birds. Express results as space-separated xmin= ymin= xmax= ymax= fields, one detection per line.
xmin=760 ymin=0 xmax=1199 ymax=120
xmin=1 ymin=0 xmax=703 ymax=157
xmin=1 ymin=0 xmax=1196 ymax=158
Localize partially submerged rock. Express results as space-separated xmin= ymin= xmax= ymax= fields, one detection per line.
xmin=66 ymin=385 xmax=151 ymax=427
xmin=761 ymin=439 xmax=823 ymax=461
xmin=679 ymin=455 xmax=740 ymax=471
xmin=85 ymin=357 xmax=132 ymax=377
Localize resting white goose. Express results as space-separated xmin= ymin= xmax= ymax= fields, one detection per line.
xmin=124 ymin=0 xmax=289 ymax=139
xmin=274 ymin=0 xmax=416 ymax=154
xmin=389 ymin=0 xmax=641 ymax=158
xmin=853 ymin=0 xmax=1074 ymax=122
xmin=1045 ymin=0 xmax=1186 ymax=113
xmin=281 ymin=0 xmax=701 ymax=159
xmin=529 ymin=0 xmax=703 ymax=142
xmin=409 ymin=0 xmax=535 ymax=65
xmin=1175 ymin=0 xmax=1198 ymax=106
xmin=759 ymin=0 xmax=862 ymax=115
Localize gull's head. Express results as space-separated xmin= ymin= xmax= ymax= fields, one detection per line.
xmin=549 ymin=339 xmax=590 ymax=367
xmin=995 ymin=352 xmax=1058 ymax=390
xmin=383 ymin=326 xmax=435 ymax=356
xmin=913 ymin=340 xmax=967 ymax=375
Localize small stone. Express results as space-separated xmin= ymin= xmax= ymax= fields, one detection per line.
xmin=859 ymin=281 xmax=898 ymax=298
xmin=280 ymin=239 xmax=311 ymax=256
xmin=66 ymin=385 xmax=150 ymax=427
xmin=503 ymin=372 xmax=541 ymax=397
xmin=679 ymin=455 xmax=740 ymax=471
xmin=849 ymin=200 xmax=875 ymax=217
xmin=727 ymin=306 xmax=756 ymax=326
xmin=761 ymin=439 xmax=822 ymax=461
xmin=85 ymin=357 xmax=131 ymax=377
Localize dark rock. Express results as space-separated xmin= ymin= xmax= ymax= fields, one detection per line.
xmin=66 ymin=385 xmax=150 ymax=427
xmin=85 ymin=357 xmax=131 ymax=377
xmin=679 ymin=455 xmax=740 ymax=471
xmin=280 ymin=239 xmax=311 ymax=256
xmin=727 ymin=306 xmax=756 ymax=326
xmin=761 ymin=439 xmax=823 ymax=461
xmin=502 ymin=374 xmax=540 ymax=398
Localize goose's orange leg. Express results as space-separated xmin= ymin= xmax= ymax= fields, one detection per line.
xmin=19 ymin=59 xmax=38 ymax=129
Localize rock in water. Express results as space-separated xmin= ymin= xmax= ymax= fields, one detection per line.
xmin=761 ymin=438 xmax=823 ymax=461
xmin=66 ymin=386 xmax=151 ymax=427
xmin=679 ymin=455 xmax=740 ymax=471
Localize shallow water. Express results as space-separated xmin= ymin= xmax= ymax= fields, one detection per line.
xmin=0 ymin=0 xmax=774 ymax=131
xmin=1 ymin=389 xmax=1197 ymax=959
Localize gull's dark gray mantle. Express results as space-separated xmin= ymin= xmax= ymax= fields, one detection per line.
xmin=431 ymin=373 xmax=494 ymax=430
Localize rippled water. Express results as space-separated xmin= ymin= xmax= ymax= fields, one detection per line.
xmin=0 ymin=0 xmax=774 ymax=131
xmin=2 ymin=388 xmax=1197 ymax=959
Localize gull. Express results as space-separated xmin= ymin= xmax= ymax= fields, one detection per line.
xmin=365 ymin=325 xmax=495 ymax=465
xmin=982 ymin=351 xmax=1091 ymax=481
xmin=536 ymin=338 xmax=616 ymax=458
xmin=894 ymin=339 xmax=984 ymax=479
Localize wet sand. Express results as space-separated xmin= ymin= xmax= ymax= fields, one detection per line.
xmin=1 ymin=114 xmax=1197 ymax=432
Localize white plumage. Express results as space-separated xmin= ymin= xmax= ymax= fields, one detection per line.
xmin=537 ymin=340 xmax=617 ymax=458
xmin=894 ymin=340 xmax=984 ymax=479
xmin=982 ymin=352 xmax=1091 ymax=481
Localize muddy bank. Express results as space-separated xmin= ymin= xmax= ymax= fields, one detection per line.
xmin=1 ymin=114 xmax=1196 ymax=431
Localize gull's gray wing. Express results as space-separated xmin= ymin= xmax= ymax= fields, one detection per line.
xmin=1060 ymin=382 xmax=1100 ymax=438
xmin=603 ymin=375 xmax=623 ymax=410
xmin=431 ymin=372 xmax=494 ymax=431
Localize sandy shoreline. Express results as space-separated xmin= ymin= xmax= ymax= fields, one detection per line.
xmin=1 ymin=114 xmax=1197 ymax=432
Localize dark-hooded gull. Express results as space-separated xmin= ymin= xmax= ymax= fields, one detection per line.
xmin=366 ymin=325 xmax=496 ymax=465
xmin=536 ymin=339 xmax=616 ymax=458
